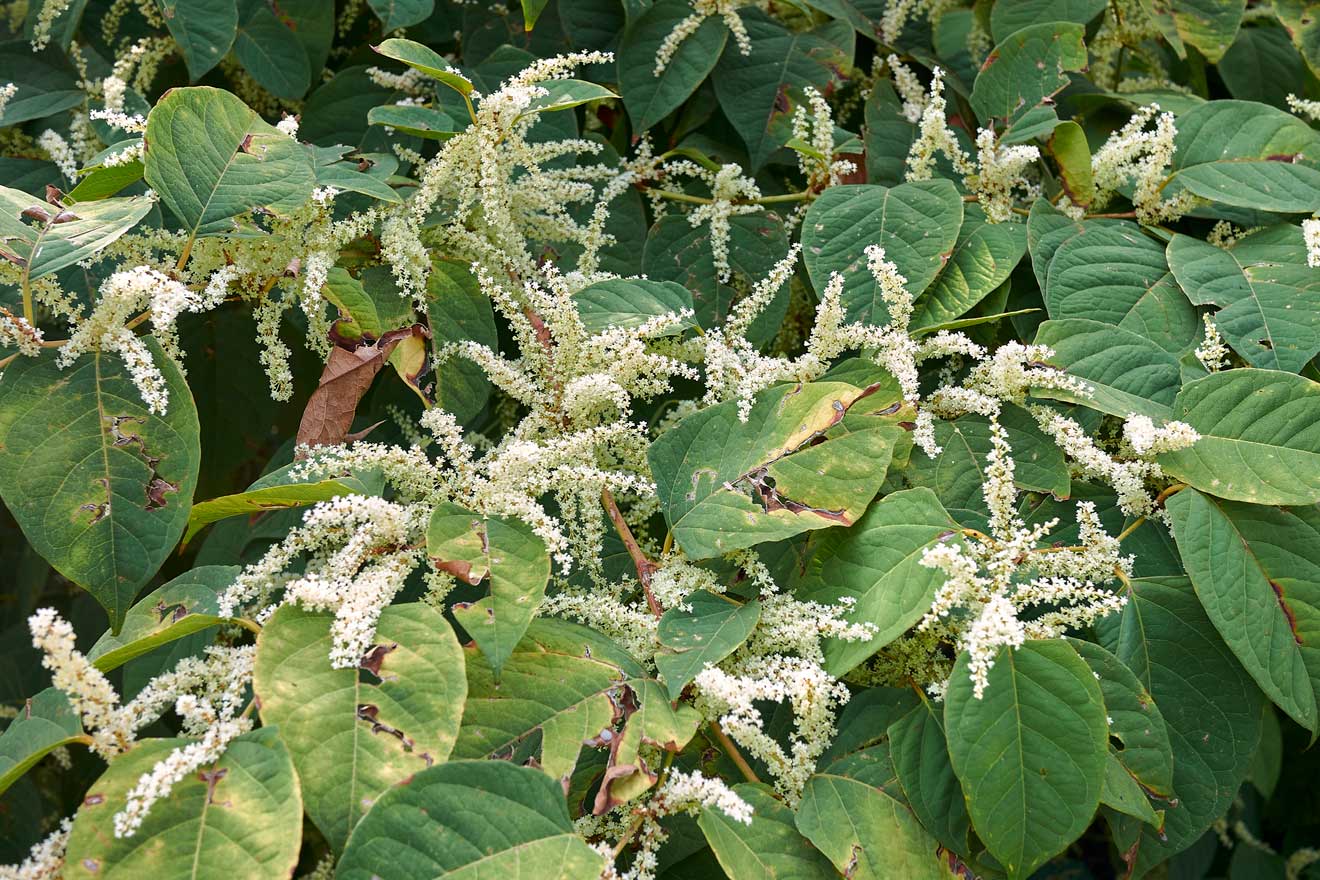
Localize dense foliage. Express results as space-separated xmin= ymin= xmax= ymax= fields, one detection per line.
xmin=2 ymin=0 xmax=1320 ymax=877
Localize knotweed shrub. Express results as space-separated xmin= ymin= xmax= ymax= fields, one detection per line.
xmin=1 ymin=0 xmax=1320 ymax=877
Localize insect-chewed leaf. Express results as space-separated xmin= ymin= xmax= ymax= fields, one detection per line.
xmin=252 ymin=603 xmax=466 ymax=853
xmin=63 ymin=729 xmax=302 ymax=879
xmin=648 ymin=380 xmax=907 ymax=559
xmin=0 ymin=342 xmax=200 ymax=631
xmin=0 ymin=185 xmax=152 ymax=281
xmin=970 ymin=22 xmax=1087 ymax=124
xmin=655 ymin=591 xmax=760 ymax=699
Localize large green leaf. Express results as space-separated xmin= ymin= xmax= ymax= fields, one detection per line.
xmin=1096 ymin=577 xmax=1263 ymax=872
xmin=0 ymin=187 xmax=152 ymax=282
xmin=944 ymin=640 xmax=1107 ymax=880
xmin=367 ymin=0 xmax=433 ymax=31
xmin=988 ymin=0 xmax=1106 ymax=44
xmin=337 ymin=760 xmax=605 ymax=880
xmin=797 ymin=488 xmax=960 ymax=676
xmin=1044 ymin=223 xmax=1168 ymax=324
xmin=143 ymin=87 xmax=315 ymax=241
xmin=0 ymin=342 xmax=201 ymax=630
xmin=1172 ymin=161 xmax=1320 ymax=214
xmin=1167 ymin=489 xmax=1318 ymax=731
xmin=158 ymin=0 xmax=238 ymax=80
xmin=1167 ymin=233 xmax=1320 ymax=372
xmin=802 ymin=181 xmax=964 ymax=324
xmin=454 ymin=619 xmax=643 ymax=772
xmin=234 ymin=4 xmax=310 ymax=100
xmin=1032 ymin=319 xmax=1181 ymax=419
xmin=648 ymin=381 xmax=905 ymax=559
xmin=699 ymin=782 xmax=837 ymax=880
xmin=87 ymin=566 xmax=238 ymax=672
xmin=252 ymin=603 xmax=466 ymax=852
xmin=1172 ymin=99 xmax=1320 ymax=169
xmin=1067 ymin=638 xmax=1174 ymax=796
xmin=1157 ymin=369 xmax=1320 ymax=505
xmin=712 ymin=13 xmax=851 ymax=170
xmin=1218 ymin=24 xmax=1306 ymax=108
xmin=795 ymin=772 xmax=950 ymax=879
xmin=0 ymin=688 xmax=85 ymax=797
xmin=618 ymin=0 xmax=728 ymax=130
xmin=571 ymin=277 xmax=696 ymax=336
xmin=63 ymin=728 xmax=302 ymax=879
xmin=426 ymin=501 xmax=550 ymax=676
xmin=888 ymin=698 xmax=972 ymax=858
xmin=970 ymin=22 xmax=1087 ymax=123
xmin=905 ymin=404 xmax=1070 ymax=531
xmin=426 ymin=258 xmax=497 ymax=423
xmin=655 ymin=591 xmax=760 ymax=699
xmin=1169 ymin=0 xmax=1246 ymax=62
xmin=910 ymin=206 xmax=1028 ymax=329
xmin=1274 ymin=0 xmax=1320 ymax=78
xmin=0 ymin=42 xmax=83 ymax=125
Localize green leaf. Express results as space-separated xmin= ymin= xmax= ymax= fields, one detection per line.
xmin=337 ymin=760 xmax=605 ymax=880
xmin=1172 ymin=161 xmax=1320 ymax=215
xmin=1032 ymin=319 xmax=1181 ymax=418
xmin=1157 ymin=369 xmax=1320 ymax=505
xmin=797 ymin=488 xmax=961 ymax=676
xmin=802 ymin=181 xmax=964 ymax=324
xmin=712 ymin=13 xmax=851 ymax=169
xmin=1169 ymin=0 xmax=1246 ymax=62
xmin=1067 ymin=638 xmax=1174 ymax=796
xmin=1096 ymin=577 xmax=1263 ymax=871
xmin=253 ymin=603 xmax=466 ymax=852
xmin=905 ymin=404 xmax=1071 ymax=531
xmin=234 ymin=4 xmax=310 ymax=100
xmin=1172 ymin=100 xmax=1320 ymax=169
xmin=520 ymin=0 xmax=550 ymax=30
xmin=426 ymin=501 xmax=551 ymax=676
xmin=1101 ymin=753 xmax=1163 ymax=829
xmin=571 ymin=278 xmax=696 ymax=336
xmin=367 ymin=0 xmax=433 ymax=32
xmin=655 ymin=591 xmax=760 ymax=699
xmin=0 ymin=689 xmax=84 ymax=798
xmin=86 ymin=566 xmax=239 ymax=672
xmin=1166 ymin=489 xmax=1318 ymax=731
xmin=1044 ymin=222 xmax=1169 ymax=324
xmin=372 ymin=39 xmax=474 ymax=96
xmin=426 ymin=258 xmax=498 ymax=423
xmin=158 ymin=0 xmax=238 ymax=80
xmin=143 ymin=87 xmax=315 ymax=240
xmin=970 ymin=22 xmax=1087 ymax=123
xmin=1167 ymin=233 xmax=1320 ymax=372
xmin=322 ymin=265 xmax=416 ymax=340
xmin=699 ymin=783 xmax=837 ymax=880
xmin=944 ymin=640 xmax=1107 ymax=880
xmin=0 ymin=42 xmax=83 ymax=125
xmin=367 ymin=104 xmax=458 ymax=140
xmin=1274 ymin=0 xmax=1320 ymax=78
xmin=0 ymin=188 xmax=152 ymax=283
xmin=988 ymin=0 xmax=1106 ymax=44
xmin=0 ymin=342 xmax=201 ymax=630
xmin=1218 ymin=24 xmax=1306 ymax=108
xmin=312 ymin=153 xmax=403 ymax=204
xmin=183 ymin=478 xmax=364 ymax=545
xmin=454 ymin=619 xmax=645 ymax=779
xmin=910 ymin=206 xmax=1028 ymax=329
xmin=524 ymin=79 xmax=618 ymax=116
xmin=618 ymin=0 xmax=728 ymax=130
xmin=1048 ymin=120 xmax=1096 ymax=207
xmin=888 ymin=698 xmax=972 ymax=858
xmin=795 ymin=773 xmax=950 ymax=880
xmin=63 ymin=728 xmax=302 ymax=879
xmin=648 ymin=381 xmax=906 ymax=559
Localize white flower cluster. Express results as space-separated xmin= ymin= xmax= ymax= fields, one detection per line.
xmin=1287 ymin=94 xmax=1320 ymax=122
xmin=1090 ymin=104 xmax=1197 ymax=223
xmin=1123 ymin=414 xmax=1200 ymax=456
xmin=28 ymin=609 xmax=257 ymax=835
xmin=1195 ymin=314 xmax=1229 ymax=371
xmin=0 ymin=308 xmax=44 ymax=357
xmin=904 ymin=67 xmax=973 ymax=183
xmin=653 ymin=0 xmax=756 ymax=75
xmin=0 ymin=818 xmax=72 ymax=880
xmin=36 ymin=129 xmax=78 ymax=183
xmin=887 ymin=55 xmax=927 ymax=123
xmin=918 ymin=419 xmax=1132 ymax=698
xmin=0 ymin=82 xmax=16 ymax=119
xmin=218 ymin=495 xmax=426 ymax=667
xmin=58 ymin=265 xmax=228 ymax=413
xmin=790 ymin=87 xmax=856 ymax=199
xmin=972 ymin=128 xmax=1041 ymax=223
xmin=1304 ymin=218 xmax=1320 ymax=269
xmin=656 ymin=769 xmax=753 ymax=823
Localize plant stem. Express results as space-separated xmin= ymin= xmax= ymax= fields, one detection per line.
xmin=601 ymin=487 xmax=662 ymax=617
xmin=711 ymin=721 xmax=760 ymax=784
